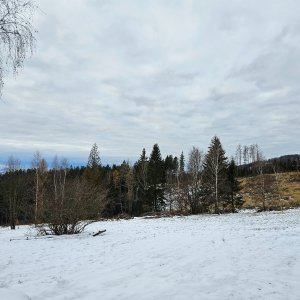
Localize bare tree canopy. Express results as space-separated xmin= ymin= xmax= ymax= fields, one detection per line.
xmin=0 ymin=0 xmax=36 ymax=95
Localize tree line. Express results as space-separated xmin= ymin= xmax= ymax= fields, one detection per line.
xmin=1 ymin=135 xmax=298 ymax=233
xmin=0 ymin=136 xmax=242 ymax=232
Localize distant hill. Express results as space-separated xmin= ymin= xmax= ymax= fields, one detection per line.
xmin=268 ymin=154 xmax=300 ymax=163
xmin=237 ymin=154 xmax=300 ymax=177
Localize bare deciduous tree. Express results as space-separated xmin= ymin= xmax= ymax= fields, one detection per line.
xmin=6 ymin=155 xmax=21 ymax=229
xmin=272 ymin=160 xmax=283 ymax=210
xmin=38 ymin=177 xmax=106 ymax=235
xmin=32 ymin=151 xmax=47 ymax=225
xmin=187 ymin=146 xmax=204 ymax=213
xmin=0 ymin=0 xmax=37 ymax=95
xmin=243 ymin=145 xmax=249 ymax=165
xmin=52 ymin=156 xmax=69 ymax=216
xmin=253 ymin=148 xmax=267 ymax=210
xmin=235 ymin=144 xmax=242 ymax=166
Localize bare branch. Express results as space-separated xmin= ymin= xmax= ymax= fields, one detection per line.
xmin=0 ymin=0 xmax=37 ymax=96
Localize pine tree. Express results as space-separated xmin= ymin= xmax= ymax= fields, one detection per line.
xmin=164 ymin=155 xmax=174 ymax=172
xmin=179 ymin=151 xmax=185 ymax=173
xmin=87 ymin=143 xmax=101 ymax=169
xmin=134 ymin=148 xmax=149 ymax=212
xmin=148 ymin=144 xmax=165 ymax=212
xmin=227 ymin=159 xmax=243 ymax=212
xmin=203 ymin=136 xmax=228 ymax=214
xmin=85 ymin=143 xmax=101 ymax=186
xmin=173 ymin=156 xmax=179 ymax=172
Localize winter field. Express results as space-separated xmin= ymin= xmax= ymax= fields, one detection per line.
xmin=1 ymin=210 xmax=300 ymax=300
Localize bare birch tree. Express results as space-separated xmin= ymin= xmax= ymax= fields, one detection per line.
xmin=235 ymin=144 xmax=242 ymax=166
xmin=6 ymin=155 xmax=21 ymax=229
xmin=254 ymin=147 xmax=267 ymax=211
xmin=243 ymin=145 xmax=249 ymax=165
xmin=187 ymin=146 xmax=204 ymax=213
xmin=32 ymin=151 xmax=47 ymax=225
xmin=272 ymin=160 xmax=283 ymax=210
xmin=52 ymin=156 xmax=69 ymax=216
xmin=0 ymin=0 xmax=37 ymax=95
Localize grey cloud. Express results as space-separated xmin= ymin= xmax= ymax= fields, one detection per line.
xmin=234 ymin=47 xmax=300 ymax=90
xmin=0 ymin=0 xmax=299 ymax=163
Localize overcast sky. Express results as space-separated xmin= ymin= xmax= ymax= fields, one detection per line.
xmin=1 ymin=0 xmax=299 ymax=167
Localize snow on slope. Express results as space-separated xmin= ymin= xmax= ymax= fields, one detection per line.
xmin=0 ymin=209 xmax=300 ymax=300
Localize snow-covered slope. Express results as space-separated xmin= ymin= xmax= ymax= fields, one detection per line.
xmin=1 ymin=209 xmax=300 ymax=300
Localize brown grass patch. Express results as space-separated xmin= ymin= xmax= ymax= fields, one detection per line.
xmin=239 ymin=172 xmax=300 ymax=210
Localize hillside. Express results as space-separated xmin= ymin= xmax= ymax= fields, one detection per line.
xmin=240 ymin=172 xmax=300 ymax=210
xmin=270 ymin=154 xmax=300 ymax=163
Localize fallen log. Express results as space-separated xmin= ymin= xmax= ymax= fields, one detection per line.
xmin=93 ymin=229 xmax=106 ymax=237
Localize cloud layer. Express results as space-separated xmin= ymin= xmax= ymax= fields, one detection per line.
xmin=1 ymin=0 xmax=299 ymax=165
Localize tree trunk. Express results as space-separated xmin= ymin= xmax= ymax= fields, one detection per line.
xmin=35 ymin=169 xmax=39 ymax=226
xmin=231 ymin=193 xmax=235 ymax=213
xmin=9 ymin=196 xmax=16 ymax=230
xmin=215 ymin=171 xmax=219 ymax=214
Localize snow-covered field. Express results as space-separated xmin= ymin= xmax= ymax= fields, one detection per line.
xmin=1 ymin=209 xmax=300 ymax=300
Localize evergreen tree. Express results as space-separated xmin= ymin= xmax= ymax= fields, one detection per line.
xmin=134 ymin=148 xmax=149 ymax=213
xmin=148 ymin=144 xmax=165 ymax=212
xmin=173 ymin=156 xmax=179 ymax=172
xmin=87 ymin=143 xmax=101 ymax=169
xmin=203 ymin=136 xmax=228 ymax=214
xmin=164 ymin=155 xmax=174 ymax=172
xmin=85 ymin=143 xmax=101 ymax=186
xmin=227 ymin=159 xmax=243 ymax=212
xmin=179 ymin=151 xmax=185 ymax=173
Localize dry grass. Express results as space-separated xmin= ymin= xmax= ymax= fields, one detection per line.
xmin=239 ymin=171 xmax=300 ymax=210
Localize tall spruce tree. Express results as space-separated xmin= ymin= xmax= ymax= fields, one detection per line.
xmin=203 ymin=136 xmax=228 ymax=214
xmin=85 ymin=143 xmax=101 ymax=186
xmin=227 ymin=159 xmax=243 ymax=212
xmin=164 ymin=155 xmax=174 ymax=172
xmin=148 ymin=144 xmax=165 ymax=212
xmin=179 ymin=151 xmax=185 ymax=173
xmin=134 ymin=148 xmax=149 ymax=212
xmin=173 ymin=156 xmax=179 ymax=172
xmin=87 ymin=143 xmax=101 ymax=169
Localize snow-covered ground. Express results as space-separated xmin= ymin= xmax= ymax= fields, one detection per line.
xmin=1 ymin=209 xmax=300 ymax=300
